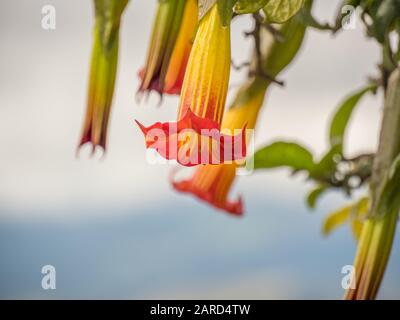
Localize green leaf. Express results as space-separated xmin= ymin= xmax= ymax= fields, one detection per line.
xmin=234 ymin=0 xmax=269 ymax=14
xmin=260 ymin=0 xmax=311 ymax=78
xmin=322 ymin=197 xmax=369 ymax=239
xmin=198 ymin=0 xmax=217 ymax=21
xmin=329 ymin=85 xmax=376 ymax=152
xmin=306 ymin=185 xmax=328 ymax=209
xmin=217 ymin=0 xmax=238 ymax=26
xmin=310 ymin=144 xmax=342 ymax=181
xmin=253 ymin=141 xmax=315 ymax=172
xmin=389 ymin=153 xmax=400 ymax=179
xmin=322 ymin=197 xmax=369 ymax=240
xmin=263 ymin=0 xmax=305 ymax=23
xmin=372 ymin=0 xmax=399 ymax=43
xmin=376 ymin=154 xmax=400 ymax=215
xmin=322 ymin=204 xmax=352 ymax=236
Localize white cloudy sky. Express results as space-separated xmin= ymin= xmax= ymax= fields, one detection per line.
xmin=0 ymin=0 xmax=382 ymax=218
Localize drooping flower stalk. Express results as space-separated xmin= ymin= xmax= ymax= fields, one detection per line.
xmin=171 ymin=1 xmax=313 ymax=214
xmin=136 ymin=4 xmax=243 ymax=166
xmin=345 ymin=68 xmax=400 ymax=300
xmin=79 ymin=0 xmax=129 ymax=152
xmin=138 ymin=0 xmax=198 ymax=97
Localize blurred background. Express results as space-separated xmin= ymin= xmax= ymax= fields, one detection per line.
xmin=0 ymin=0 xmax=399 ymax=299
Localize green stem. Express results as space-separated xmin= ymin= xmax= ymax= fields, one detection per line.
xmin=345 ymin=68 xmax=400 ymax=300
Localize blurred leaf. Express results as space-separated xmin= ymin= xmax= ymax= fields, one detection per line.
xmin=351 ymin=197 xmax=369 ymax=240
xmin=322 ymin=204 xmax=352 ymax=236
xmin=376 ymin=154 xmax=400 ymax=215
xmin=329 ymin=85 xmax=376 ymax=152
xmin=234 ymin=0 xmax=268 ymax=14
xmin=217 ymin=0 xmax=238 ymax=26
xmin=323 ymin=197 xmax=369 ymax=239
xmin=263 ymin=0 xmax=305 ymax=23
xmin=371 ymin=0 xmax=399 ymax=43
xmin=389 ymin=153 xmax=400 ymax=179
xmin=260 ymin=0 xmax=312 ymax=77
xmin=253 ymin=141 xmax=315 ymax=172
xmin=306 ymin=185 xmax=328 ymax=209
xmin=310 ymin=144 xmax=342 ymax=181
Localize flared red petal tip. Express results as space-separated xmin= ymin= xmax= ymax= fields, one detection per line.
xmin=137 ymin=68 xmax=181 ymax=99
xmin=172 ymin=179 xmax=244 ymax=216
xmin=134 ymin=119 xmax=147 ymax=134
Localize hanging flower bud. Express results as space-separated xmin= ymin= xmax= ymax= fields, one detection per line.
xmin=79 ymin=0 xmax=129 ymax=153
xmin=138 ymin=0 xmax=198 ymax=97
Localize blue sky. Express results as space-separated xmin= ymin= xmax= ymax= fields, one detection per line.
xmin=1 ymin=191 xmax=400 ymax=299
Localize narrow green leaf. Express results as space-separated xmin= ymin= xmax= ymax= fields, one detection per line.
xmin=389 ymin=154 xmax=400 ymax=178
xmin=260 ymin=0 xmax=311 ymax=78
xmin=329 ymin=85 xmax=376 ymax=151
xmin=306 ymin=185 xmax=328 ymax=209
xmin=376 ymin=153 xmax=400 ymax=215
xmin=263 ymin=0 xmax=305 ymax=24
xmin=322 ymin=204 xmax=352 ymax=236
xmin=351 ymin=197 xmax=369 ymax=241
xmin=253 ymin=141 xmax=315 ymax=172
xmin=372 ymin=0 xmax=399 ymax=43
xmin=322 ymin=197 xmax=369 ymax=239
xmin=311 ymin=144 xmax=342 ymax=180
